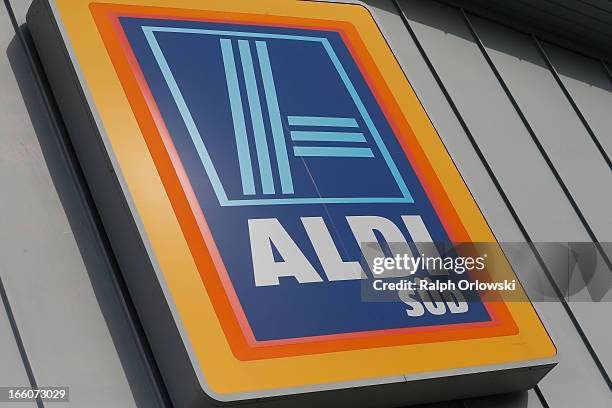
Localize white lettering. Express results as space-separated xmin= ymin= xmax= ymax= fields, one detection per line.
xmin=302 ymin=217 xmax=365 ymax=281
xmin=248 ymin=218 xmax=323 ymax=286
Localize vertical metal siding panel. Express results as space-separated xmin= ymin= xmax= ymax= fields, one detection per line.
xmin=396 ymin=0 xmax=612 ymax=406
xmin=469 ymin=17 xmax=612 ymax=242
xmin=468 ymin=14 xmax=612 ymax=375
xmin=397 ymin=0 xmax=589 ymax=243
xmin=0 ymin=2 xmax=164 ymax=407
xmin=543 ymin=42 xmax=612 ymax=160
xmin=0 ymin=309 xmax=30 ymax=392
xmin=0 ymin=289 xmax=36 ymax=408
xmin=0 ymin=6 xmax=40 ymax=405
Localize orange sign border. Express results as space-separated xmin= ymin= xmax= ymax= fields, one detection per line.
xmin=90 ymin=2 xmax=517 ymax=360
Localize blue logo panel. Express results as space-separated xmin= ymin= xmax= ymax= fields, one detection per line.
xmin=120 ymin=17 xmax=490 ymax=342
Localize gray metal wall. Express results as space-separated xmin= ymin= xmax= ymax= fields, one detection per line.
xmin=0 ymin=0 xmax=610 ymax=407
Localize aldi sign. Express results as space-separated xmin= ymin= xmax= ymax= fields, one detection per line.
xmin=28 ymin=0 xmax=557 ymax=406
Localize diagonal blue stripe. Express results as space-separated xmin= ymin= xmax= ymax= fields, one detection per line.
xmin=290 ymin=131 xmax=366 ymax=143
xmin=293 ymin=147 xmax=374 ymax=158
xmin=220 ymin=39 xmax=256 ymax=195
xmin=238 ymin=40 xmax=275 ymax=195
xmin=256 ymin=41 xmax=294 ymax=194
xmin=287 ymin=116 xmax=359 ymax=128
xmin=142 ymin=28 xmax=230 ymax=203
xmin=320 ymin=39 xmax=413 ymax=202
xmin=145 ymin=26 xmax=322 ymax=43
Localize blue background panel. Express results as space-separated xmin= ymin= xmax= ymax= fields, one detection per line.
xmin=120 ymin=17 xmax=490 ymax=341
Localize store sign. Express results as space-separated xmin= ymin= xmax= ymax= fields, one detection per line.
xmin=30 ymin=0 xmax=556 ymax=405
xmin=116 ymin=13 xmax=507 ymax=352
